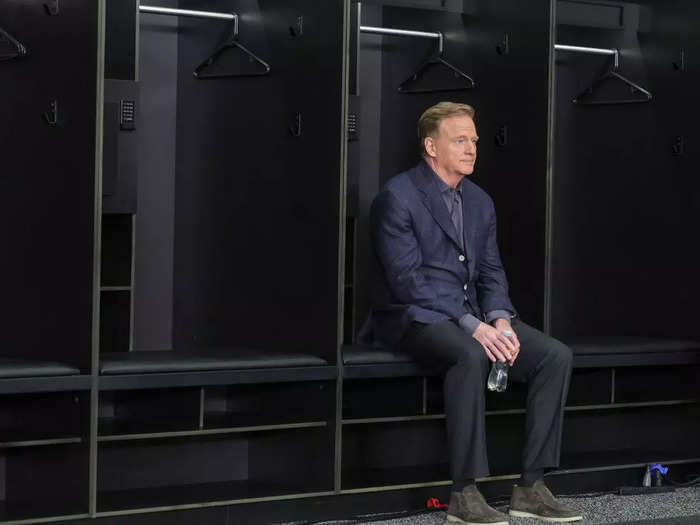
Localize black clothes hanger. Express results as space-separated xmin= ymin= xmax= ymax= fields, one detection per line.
xmin=0 ymin=27 xmax=29 ymax=61
xmin=573 ymin=60 xmax=652 ymax=105
xmin=193 ymin=25 xmax=270 ymax=79
xmin=398 ymin=48 xmax=475 ymax=93
xmin=398 ymin=53 xmax=475 ymax=93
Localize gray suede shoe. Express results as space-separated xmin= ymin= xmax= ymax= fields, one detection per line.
xmin=446 ymin=484 xmax=509 ymax=524
xmin=509 ymin=480 xmax=583 ymax=522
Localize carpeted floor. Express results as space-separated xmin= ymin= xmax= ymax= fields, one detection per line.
xmin=293 ymin=487 xmax=700 ymax=525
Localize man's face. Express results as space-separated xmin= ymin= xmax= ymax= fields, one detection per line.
xmin=425 ymin=114 xmax=478 ymax=177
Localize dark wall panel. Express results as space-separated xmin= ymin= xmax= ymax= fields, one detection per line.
xmin=551 ymin=0 xmax=700 ymax=339
xmin=133 ymin=0 xmax=180 ymax=351
xmin=0 ymin=0 xmax=97 ymax=369
xmin=346 ymin=3 xmax=384 ymax=342
xmin=173 ymin=0 xmax=345 ymax=360
xmin=105 ymin=0 xmax=137 ymax=80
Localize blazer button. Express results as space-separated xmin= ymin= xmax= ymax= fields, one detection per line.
xmin=458 ymin=254 xmax=466 ymax=262
xmin=463 ymin=284 xmax=468 ymax=290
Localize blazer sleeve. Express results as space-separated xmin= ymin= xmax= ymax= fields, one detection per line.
xmin=475 ymin=201 xmax=517 ymax=316
xmin=370 ymin=190 xmax=466 ymax=321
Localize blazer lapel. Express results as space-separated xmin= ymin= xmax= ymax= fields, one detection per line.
xmin=410 ymin=162 xmax=463 ymax=250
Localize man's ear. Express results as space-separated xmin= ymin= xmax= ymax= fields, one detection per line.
xmin=424 ymin=137 xmax=436 ymax=158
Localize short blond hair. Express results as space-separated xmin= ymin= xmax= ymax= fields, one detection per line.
xmin=417 ymin=102 xmax=475 ymax=158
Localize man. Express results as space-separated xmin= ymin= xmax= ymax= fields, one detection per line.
xmin=362 ymin=102 xmax=582 ymax=524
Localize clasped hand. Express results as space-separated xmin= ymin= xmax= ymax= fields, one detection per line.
xmin=472 ymin=319 xmax=520 ymax=366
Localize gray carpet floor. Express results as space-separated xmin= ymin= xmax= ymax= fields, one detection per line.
xmin=299 ymin=487 xmax=700 ymax=525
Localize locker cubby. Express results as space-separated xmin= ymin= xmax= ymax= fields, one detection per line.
xmin=97 ymin=429 xmax=334 ymax=512
xmin=614 ymin=365 xmax=700 ymax=403
xmin=0 ymin=443 xmax=89 ymax=522
xmin=560 ymin=403 xmax=700 ymax=471
xmin=100 ymin=212 xmax=134 ymax=354
xmin=99 ymin=388 xmax=201 ymax=437
xmin=566 ymin=368 xmax=613 ymax=406
xmin=343 ymin=377 xmax=424 ymax=419
xmin=341 ymin=420 xmax=449 ymax=489
xmin=203 ymin=381 xmax=334 ymax=429
xmin=0 ymin=392 xmax=87 ymax=445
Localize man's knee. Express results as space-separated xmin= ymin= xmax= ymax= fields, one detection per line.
xmin=548 ymin=340 xmax=573 ymax=371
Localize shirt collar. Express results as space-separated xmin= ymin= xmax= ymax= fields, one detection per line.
xmin=434 ymin=173 xmax=463 ymax=195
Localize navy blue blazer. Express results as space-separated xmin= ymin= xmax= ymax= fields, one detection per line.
xmin=361 ymin=161 xmax=517 ymax=348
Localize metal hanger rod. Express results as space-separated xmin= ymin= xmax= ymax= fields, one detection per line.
xmin=555 ymin=44 xmax=619 ymax=68
xmin=139 ymin=5 xmax=237 ymax=22
xmin=360 ymin=25 xmax=443 ymax=54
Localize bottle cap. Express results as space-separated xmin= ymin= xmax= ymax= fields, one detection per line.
xmin=650 ymin=463 xmax=668 ymax=475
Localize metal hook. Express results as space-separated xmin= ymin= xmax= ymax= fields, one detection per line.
xmin=44 ymin=0 xmax=59 ymax=16
xmin=288 ymin=113 xmax=302 ymax=137
xmin=495 ymin=125 xmax=508 ymax=147
xmin=672 ymin=49 xmax=686 ymax=72
xmin=496 ymin=33 xmax=510 ymax=56
xmin=289 ymin=16 xmax=304 ymax=38
xmin=672 ymin=136 xmax=684 ymax=156
xmin=43 ymin=100 xmax=58 ymax=126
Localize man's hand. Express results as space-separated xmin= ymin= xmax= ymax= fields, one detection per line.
xmin=493 ymin=318 xmax=520 ymax=365
xmin=472 ymin=321 xmax=519 ymax=365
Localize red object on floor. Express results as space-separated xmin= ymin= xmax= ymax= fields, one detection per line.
xmin=426 ymin=497 xmax=449 ymax=509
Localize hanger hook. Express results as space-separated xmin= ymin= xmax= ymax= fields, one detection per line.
xmin=437 ymin=32 xmax=444 ymax=56
xmin=44 ymin=0 xmax=59 ymax=16
xmin=43 ymin=100 xmax=58 ymax=126
xmin=612 ymin=49 xmax=620 ymax=70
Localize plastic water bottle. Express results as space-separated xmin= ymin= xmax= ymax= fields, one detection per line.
xmin=487 ymin=329 xmax=512 ymax=392
xmin=487 ymin=361 xmax=509 ymax=392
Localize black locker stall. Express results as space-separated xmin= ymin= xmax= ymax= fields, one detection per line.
xmin=95 ymin=0 xmax=344 ymax=514
xmin=1 ymin=0 xmax=700 ymax=524
xmin=341 ymin=0 xmax=553 ymax=493
xmin=0 ymin=0 xmax=96 ymax=521
xmin=550 ymin=0 xmax=700 ymax=483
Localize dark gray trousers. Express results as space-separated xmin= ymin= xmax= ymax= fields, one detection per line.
xmin=397 ymin=318 xmax=573 ymax=480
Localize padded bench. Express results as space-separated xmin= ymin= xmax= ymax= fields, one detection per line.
xmin=343 ymin=336 xmax=700 ymax=378
xmin=342 ymin=346 xmax=427 ymax=378
xmin=99 ymin=349 xmax=337 ymax=390
xmin=0 ymin=358 xmax=89 ymax=394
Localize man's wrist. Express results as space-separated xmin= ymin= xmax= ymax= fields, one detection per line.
xmin=458 ymin=313 xmax=482 ymax=336
xmin=485 ymin=309 xmax=514 ymax=325
xmin=492 ymin=318 xmax=511 ymax=329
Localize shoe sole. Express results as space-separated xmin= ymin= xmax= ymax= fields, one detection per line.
xmin=508 ymin=509 xmax=583 ymax=522
xmin=446 ymin=514 xmax=509 ymax=525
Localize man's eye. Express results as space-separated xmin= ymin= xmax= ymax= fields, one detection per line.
xmin=456 ymin=139 xmax=465 ymax=144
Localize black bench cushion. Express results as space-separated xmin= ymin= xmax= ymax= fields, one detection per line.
xmin=344 ymin=338 xmax=700 ymax=366
xmin=0 ymin=359 xmax=80 ymax=379
xmin=567 ymin=337 xmax=700 ymax=355
xmin=100 ymin=350 xmax=328 ymax=375
xmin=343 ymin=345 xmax=414 ymax=365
